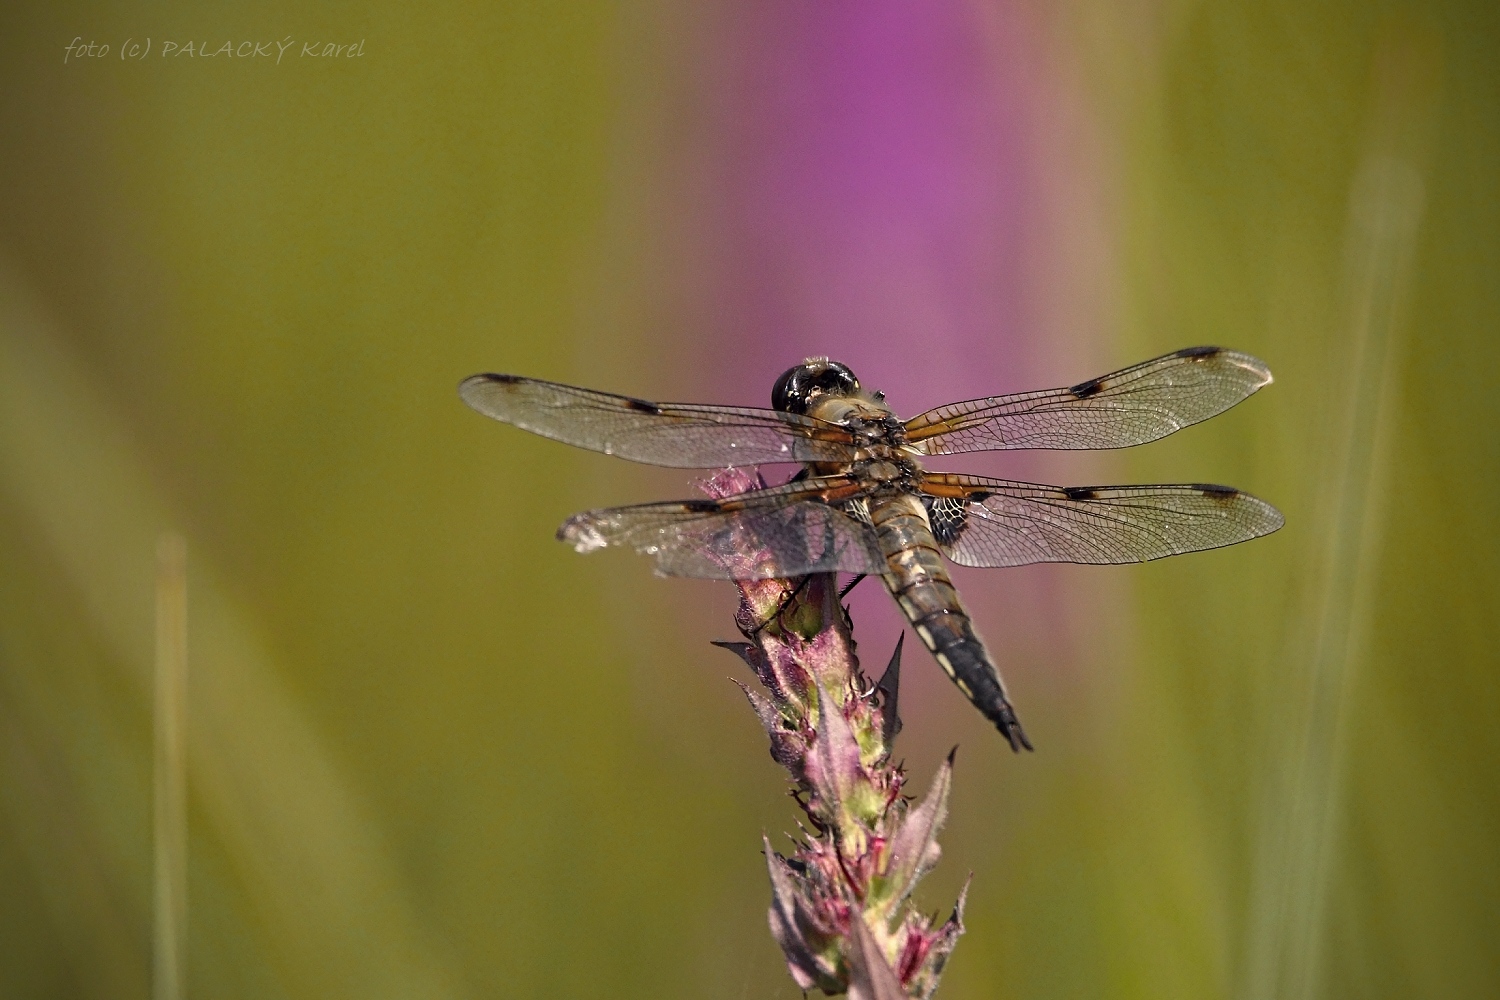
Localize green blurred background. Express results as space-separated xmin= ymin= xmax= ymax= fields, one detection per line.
xmin=1 ymin=2 xmax=1496 ymax=998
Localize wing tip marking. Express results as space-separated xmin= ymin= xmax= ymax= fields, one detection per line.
xmin=1180 ymin=345 xmax=1276 ymax=389
xmin=1194 ymin=483 xmax=1241 ymax=502
xmin=458 ymin=371 xmax=509 ymax=393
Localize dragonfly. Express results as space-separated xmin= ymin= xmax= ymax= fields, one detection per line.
xmin=459 ymin=346 xmax=1283 ymax=752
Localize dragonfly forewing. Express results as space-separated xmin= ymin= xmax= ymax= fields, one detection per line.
xmin=904 ymin=346 xmax=1272 ymax=454
xmin=460 ymin=374 xmax=856 ymax=468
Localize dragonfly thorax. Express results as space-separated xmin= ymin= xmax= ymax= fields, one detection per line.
xmin=851 ymin=458 xmax=912 ymax=486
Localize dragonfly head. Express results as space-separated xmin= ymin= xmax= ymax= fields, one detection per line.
xmin=771 ymin=359 xmax=861 ymax=415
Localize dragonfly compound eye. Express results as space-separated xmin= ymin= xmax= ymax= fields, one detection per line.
xmin=771 ymin=360 xmax=861 ymax=414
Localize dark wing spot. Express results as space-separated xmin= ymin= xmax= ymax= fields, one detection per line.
xmin=1174 ymin=345 xmax=1222 ymax=360
xmin=922 ymin=496 xmax=970 ymax=546
xmin=1063 ymin=486 xmax=1099 ymax=501
xmin=681 ymin=499 xmax=721 ymax=513
xmin=1196 ymin=483 xmax=1240 ymax=502
xmin=1068 ymin=377 xmax=1105 ymax=399
xmin=624 ymin=397 xmax=662 ymax=414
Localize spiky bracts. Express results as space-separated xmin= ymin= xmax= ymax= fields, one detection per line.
xmin=705 ymin=468 xmax=967 ymax=1000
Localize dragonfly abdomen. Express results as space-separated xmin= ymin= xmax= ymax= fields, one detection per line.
xmin=868 ymin=496 xmax=1033 ymax=752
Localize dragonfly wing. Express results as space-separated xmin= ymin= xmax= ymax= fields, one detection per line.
xmin=460 ymin=374 xmax=856 ymax=468
xmin=919 ymin=472 xmax=1284 ymax=567
xmin=904 ymin=346 xmax=1272 ymax=454
xmin=558 ymin=477 xmax=885 ymax=580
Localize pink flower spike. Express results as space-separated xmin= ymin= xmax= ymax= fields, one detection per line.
xmin=705 ymin=471 xmax=977 ymax=996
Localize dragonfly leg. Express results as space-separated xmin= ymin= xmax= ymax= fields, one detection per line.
xmin=838 ymin=574 xmax=866 ymax=600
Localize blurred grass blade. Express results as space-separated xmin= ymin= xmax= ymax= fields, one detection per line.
xmin=0 ymin=262 xmax=460 ymax=999
xmin=1244 ymin=38 xmax=1433 ymax=1000
xmin=154 ymin=534 xmax=188 ymax=1000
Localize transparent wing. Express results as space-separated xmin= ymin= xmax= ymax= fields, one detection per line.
xmin=919 ymin=472 xmax=1284 ymax=567
xmin=904 ymin=346 xmax=1272 ymax=454
xmin=460 ymin=373 xmax=856 ymax=468
xmin=557 ymin=477 xmax=884 ymax=580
